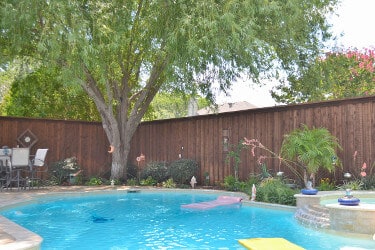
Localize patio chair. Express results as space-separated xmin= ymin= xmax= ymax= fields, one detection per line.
xmin=28 ymin=148 xmax=49 ymax=188
xmin=0 ymin=161 xmax=8 ymax=191
xmin=9 ymin=147 xmax=30 ymax=190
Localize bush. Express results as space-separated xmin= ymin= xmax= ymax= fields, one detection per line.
xmin=256 ymin=177 xmax=298 ymax=206
xmin=86 ymin=177 xmax=103 ymax=186
xmin=169 ymin=159 xmax=199 ymax=184
xmin=140 ymin=176 xmax=157 ymax=186
xmin=127 ymin=163 xmax=138 ymax=180
xmin=223 ymin=175 xmax=241 ymax=191
xmin=126 ymin=178 xmax=138 ymax=186
xmin=317 ymin=177 xmax=336 ymax=191
xmin=49 ymin=157 xmax=81 ymax=185
xmin=140 ymin=161 xmax=169 ymax=183
xmin=337 ymin=179 xmax=363 ymax=190
xmin=162 ymin=178 xmax=176 ymax=188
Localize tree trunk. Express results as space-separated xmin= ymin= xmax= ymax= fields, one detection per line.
xmin=303 ymin=169 xmax=308 ymax=188
xmin=110 ymin=150 xmax=126 ymax=180
xmin=108 ymin=119 xmax=137 ymax=181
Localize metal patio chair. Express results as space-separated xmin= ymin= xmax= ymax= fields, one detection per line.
xmin=9 ymin=147 xmax=30 ymax=190
xmin=28 ymin=148 xmax=49 ymax=188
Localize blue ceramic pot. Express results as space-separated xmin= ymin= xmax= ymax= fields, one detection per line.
xmin=301 ymin=188 xmax=318 ymax=195
xmin=338 ymin=197 xmax=360 ymax=206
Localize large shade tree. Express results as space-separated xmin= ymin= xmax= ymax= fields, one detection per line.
xmin=0 ymin=0 xmax=338 ymax=180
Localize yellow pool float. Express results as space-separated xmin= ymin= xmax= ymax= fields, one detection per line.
xmin=238 ymin=237 xmax=305 ymax=250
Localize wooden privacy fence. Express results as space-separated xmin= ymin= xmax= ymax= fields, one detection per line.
xmin=0 ymin=118 xmax=111 ymax=178
xmin=0 ymin=95 xmax=374 ymax=185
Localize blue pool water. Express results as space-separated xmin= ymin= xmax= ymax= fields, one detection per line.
xmin=1 ymin=191 xmax=375 ymax=250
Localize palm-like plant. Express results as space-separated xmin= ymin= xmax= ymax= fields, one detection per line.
xmin=280 ymin=124 xmax=342 ymax=188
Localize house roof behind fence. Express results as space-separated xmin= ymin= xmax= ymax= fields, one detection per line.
xmin=197 ymin=101 xmax=258 ymax=115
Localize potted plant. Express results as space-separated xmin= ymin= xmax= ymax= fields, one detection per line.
xmin=280 ymin=124 xmax=342 ymax=194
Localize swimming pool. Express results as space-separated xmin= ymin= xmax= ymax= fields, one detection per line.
xmin=1 ymin=190 xmax=375 ymax=249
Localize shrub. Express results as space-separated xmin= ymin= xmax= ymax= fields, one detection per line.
xmin=337 ymin=179 xmax=363 ymax=190
xmin=317 ymin=178 xmax=336 ymax=191
xmin=256 ymin=177 xmax=298 ymax=206
xmin=162 ymin=178 xmax=176 ymax=188
xmin=127 ymin=163 xmax=138 ymax=180
xmin=126 ymin=178 xmax=138 ymax=186
xmin=140 ymin=161 xmax=169 ymax=183
xmin=86 ymin=177 xmax=103 ymax=186
xmin=140 ymin=176 xmax=157 ymax=186
xmin=49 ymin=157 xmax=81 ymax=185
xmin=223 ymin=175 xmax=241 ymax=191
xmin=169 ymin=159 xmax=199 ymax=184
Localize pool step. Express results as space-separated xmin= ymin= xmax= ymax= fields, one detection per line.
xmin=294 ymin=204 xmax=330 ymax=229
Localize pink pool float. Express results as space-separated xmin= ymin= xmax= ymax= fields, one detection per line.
xmin=181 ymin=196 xmax=243 ymax=210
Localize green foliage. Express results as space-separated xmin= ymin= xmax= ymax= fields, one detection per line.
xmin=336 ymin=162 xmax=375 ymax=191
xmin=280 ymin=124 xmax=342 ymax=187
xmin=223 ymin=175 xmax=241 ymax=191
xmin=49 ymin=157 xmax=81 ymax=185
xmin=140 ymin=176 xmax=157 ymax=186
xmin=259 ymin=163 xmax=272 ymax=179
xmin=359 ymin=162 xmax=375 ymax=190
xmin=86 ymin=177 xmax=103 ymax=186
xmin=1 ymin=67 xmax=101 ymax=121
xmin=126 ymin=163 xmax=138 ymax=181
xmin=226 ymin=141 xmax=248 ymax=180
xmin=0 ymin=62 xmax=18 ymax=103
xmin=222 ymin=174 xmax=296 ymax=206
xmin=162 ymin=178 xmax=176 ymax=188
xmin=169 ymin=159 xmax=199 ymax=185
xmin=126 ymin=178 xmax=138 ymax=186
xmin=140 ymin=162 xmax=169 ymax=183
xmin=317 ymin=178 xmax=336 ymax=191
xmin=223 ymin=175 xmax=260 ymax=193
xmin=148 ymin=93 xmax=209 ymax=120
xmin=256 ymin=178 xmax=298 ymax=206
xmin=337 ymin=180 xmax=363 ymax=191
xmin=246 ymin=174 xmax=262 ymax=187
xmin=362 ymin=175 xmax=375 ymax=190
xmin=272 ymin=48 xmax=375 ymax=104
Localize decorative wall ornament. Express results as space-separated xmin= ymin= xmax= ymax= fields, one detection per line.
xmin=17 ymin=129 xmax=38 ymax=148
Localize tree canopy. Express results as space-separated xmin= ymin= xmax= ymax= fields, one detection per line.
xmin=271 ymin=48 xmax=375 ymax=104
xmin=0 ymin=0 xmax=339 ymax=180
xmin=0 ymin=66 xmax=101 ymax=120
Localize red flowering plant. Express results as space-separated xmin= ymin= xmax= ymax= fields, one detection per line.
xmin=359 ymin=161 xmax=375 ymax=190
xmin=242 ymin=138 xmax=304 ymax=185
xmin=343 ymin=151 xmax=375 ymax=190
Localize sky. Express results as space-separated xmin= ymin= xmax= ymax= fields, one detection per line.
xmin=216 ymin=0 xmax=375 ymax=107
